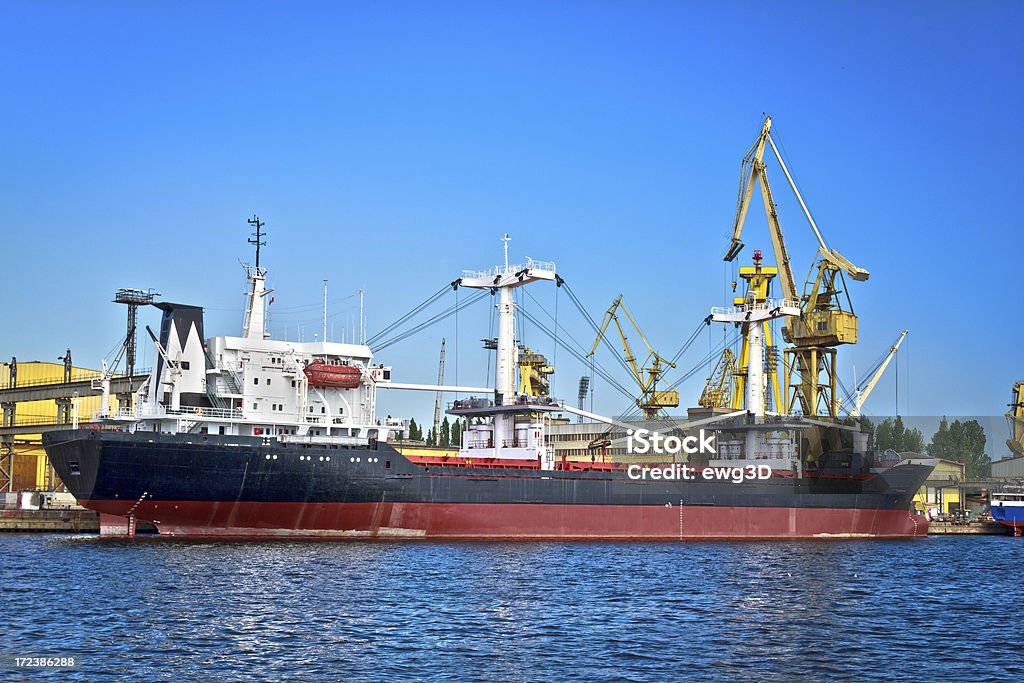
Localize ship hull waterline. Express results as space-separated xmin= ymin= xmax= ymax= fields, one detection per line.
xmin=82 ymin=500 xmax=925 ymax=540
xmin=44 ymin=429 xmax=931 ymax=540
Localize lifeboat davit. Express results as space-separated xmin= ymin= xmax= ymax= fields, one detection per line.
xmin=303 ymin=360 xmax=361 ymax=389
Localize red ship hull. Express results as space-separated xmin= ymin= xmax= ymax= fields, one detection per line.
xmin=84 ymin=499 xmax=928 ymax=540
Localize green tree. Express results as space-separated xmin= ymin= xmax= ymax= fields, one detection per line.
xmin=408 ymin=418 xmax=422 ymax=441
xmin=440 ymin=417 xmax=451 ymax=448
xmin=426 ymin=428 xmax=435 ymax=447
xmin=450 ymin=418 xmax=463 ymax=448
xmin=874 ymin=416 xmax=924 ymax=453
xmin=927 ymin=417 xmax=953 ymax=460
xmin=928 ymin=417 xmax=990 ymax=479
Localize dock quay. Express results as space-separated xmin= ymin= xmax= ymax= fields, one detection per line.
xmin=927 ymin=520 xmax=1008 ymax=535
xmin=1 ymin=508 xmax=99 ymax=533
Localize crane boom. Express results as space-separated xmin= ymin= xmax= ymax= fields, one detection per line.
xmin=588 ymin=295 xmax=678 ymax=418
xmin=850 ymin=330 xmax=908 ymax=417
xmin=725 ymin=117 xmax=799 ymax=302
xmin=763 ymin=135 xmax=870 ymax=282
xmin=1006 ymin=381 xmax=1024 ymax=457
xmin=432 ymin=338 xmax=446 ymax=437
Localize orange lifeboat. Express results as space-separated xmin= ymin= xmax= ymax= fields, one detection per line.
xmin=303 ymin=360 xmax=361 ymax=389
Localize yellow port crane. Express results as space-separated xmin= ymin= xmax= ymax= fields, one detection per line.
xmin=725 ymin=115 xmax=870 ymax=420
xmin=1006 ymin=381 xmax=1024 ymax=457
xmin=699 ymin=348 xmax=736 ymax=409
xmin=518 ymin=345 xmax=554 ymax=397
xmin=588 ymin=295 xmax=678 ymax=419
xmin=849 ymin=330 xmax=909 ymax=418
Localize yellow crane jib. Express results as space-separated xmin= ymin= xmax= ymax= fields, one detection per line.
xmin=850 ymin=330 xmax=908 ymax=417
xmin=699 ymin=348 xmax=736 ymax=409
xmin=588 ymin=295 xmax=679 ymax=419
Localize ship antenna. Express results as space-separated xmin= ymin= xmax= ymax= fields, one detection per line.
xmin=248 ymin=215 xmax=266 ymax=274
xmin=502 ymin=233 xmax=511 ymax=272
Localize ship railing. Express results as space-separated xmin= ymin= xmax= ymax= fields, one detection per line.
xmin=124 ymin=405 xmax=243 ymax=421
xmin=462 ymin=258 xmax=557 ymax=279
xmin=710 ymin=299 xmax=802 ymax=317
xmin=464 ymin=439 xmax=494 ymax=449
xmin=3 ymin=368 xmax=152 ymax=389
xmin=448 ymin=398 xmax=495 ymax=410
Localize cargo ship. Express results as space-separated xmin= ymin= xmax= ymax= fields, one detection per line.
xmin=43 ymin=238 xmax=935 ymax=539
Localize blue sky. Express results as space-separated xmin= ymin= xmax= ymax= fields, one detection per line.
xmin=1 ymin=2 xmax=1021 ymax=445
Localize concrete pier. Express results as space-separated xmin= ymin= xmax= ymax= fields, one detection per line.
xmin=928 ymin=520 xmax=1008 ymax=535
xmin=0 ymin=508 xmax=99 ymax=533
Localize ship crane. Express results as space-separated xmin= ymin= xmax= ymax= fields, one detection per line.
xmin=587 ymin=295 xmax=678 ymax=420
xmin=850 ymin=330 xmax=908 ymax=418
xmin=724 ymin=116 xmax=871 ymax=448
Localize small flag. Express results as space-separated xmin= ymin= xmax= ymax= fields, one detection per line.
xmin=269 ymin=296 xmax=275 ymax=304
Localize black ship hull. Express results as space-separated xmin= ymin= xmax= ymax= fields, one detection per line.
xmin=43 ymin=429 xmax=933 ymax=539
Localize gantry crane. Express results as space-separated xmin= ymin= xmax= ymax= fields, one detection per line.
xmin=588 ymin=295 xmax=678 ymax=419
xmin=850 ymin=330 xmax=908 ymax=418
xmin=725 ymin=115 xmax=870 ymax=422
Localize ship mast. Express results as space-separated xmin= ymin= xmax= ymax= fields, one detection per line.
xmin=710 ymin=250 xmax=800 ymax=458
xmin=458 ymin=235 xmax=557 ymax=456
xmin=243 ymin=215 xmax=273 ymax=340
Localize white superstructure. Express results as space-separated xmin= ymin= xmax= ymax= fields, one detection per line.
xmin=98 ymin=258 xmax=399 ymax=443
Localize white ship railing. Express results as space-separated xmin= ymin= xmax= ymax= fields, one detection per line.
xmin=462 ymin=258 xmax=557 ymax=279
xmin=109 ymin=405 xmax=244 ymax=421
xmin=710 ymin=299 xmax=801 ymax=317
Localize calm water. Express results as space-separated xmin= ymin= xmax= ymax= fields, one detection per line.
xmin=0 ymin=535 xmax=1019 ymax=682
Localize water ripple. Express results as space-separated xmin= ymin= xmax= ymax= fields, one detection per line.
xmin=0 ymin=535 xmax=1020 ymax=681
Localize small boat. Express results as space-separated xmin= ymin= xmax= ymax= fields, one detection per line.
xmin=303 ymin=360 xmax=361 ymax=389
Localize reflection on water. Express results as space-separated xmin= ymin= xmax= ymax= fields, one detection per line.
xmin=1 ymin=535 xmax=1020 ymax=682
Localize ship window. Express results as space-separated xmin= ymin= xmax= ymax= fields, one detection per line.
xmin=291 ymin=381 xmax=296 ymax=388
xmin=254 ymin=377 xmax=259 ymax=385
xmin=219 ymin=426 xmax=226 ymax=435
xmin=266 ymin=378 xmax=271 ymax=385
xmin=339 ymin=407 xmax=344 ymax=414
xmin=384 ymin=370 xmax=390 ymax=380
xmin=385 ymin=460 xmax=391 ymax=469
xmin=181 ymin=361 xmax=190 ymax=370
xmin=253 ymin=403 xmax=258 ymax=410
xmin=321 ymin=407 xmax=326 ymax=414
